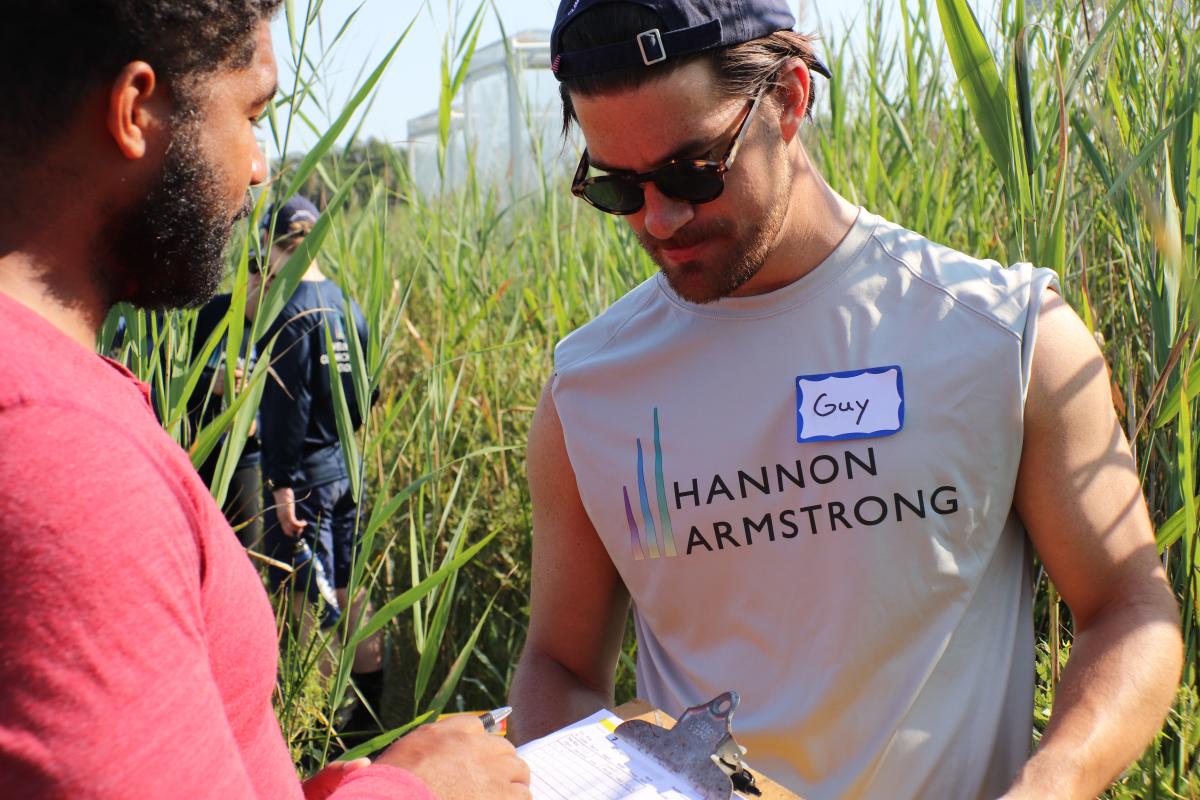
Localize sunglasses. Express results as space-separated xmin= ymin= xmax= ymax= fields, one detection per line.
xmin=571 ymin=88 xmax=766 ymax=216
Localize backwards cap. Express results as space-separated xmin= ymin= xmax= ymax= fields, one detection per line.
xmin=550 ymin=0 xmax=830 ymax=81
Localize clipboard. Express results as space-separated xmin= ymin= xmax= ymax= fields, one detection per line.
xmin=614 ymin=694 xmax=802 ymax=800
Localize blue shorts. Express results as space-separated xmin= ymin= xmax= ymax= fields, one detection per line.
xmin=264 ymin=477 xmax=360 ymax=592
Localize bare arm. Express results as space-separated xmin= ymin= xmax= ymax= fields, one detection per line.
xmin=507 ymin=380 xmax=631 ymax=746
xmin=1005 ymin=293 xmax=1182 ymax=799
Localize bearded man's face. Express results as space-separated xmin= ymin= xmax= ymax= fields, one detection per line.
xmin=104 ymin=21 xmax=277 ymax=309
xmin=105 ymin=116 xmax=251 ymax=309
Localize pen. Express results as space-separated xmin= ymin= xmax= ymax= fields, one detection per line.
xmin=479 ymin=705 xmax=513 ymax=734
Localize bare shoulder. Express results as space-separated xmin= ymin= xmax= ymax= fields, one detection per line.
xmin=523 ymin=377 xmax=629 ymax=673
xmin=528 ymin=380 xmax=564 ymax=461
xmin=1016 ymin=290 xmax=1170 ymax=621
xmin=527 ymin=379 xmax=576 ymax=502
xmin=526 ymin=377 xmax=615 ymax=571
xmin=1023 ymin=290 xmax=1111 ymax=435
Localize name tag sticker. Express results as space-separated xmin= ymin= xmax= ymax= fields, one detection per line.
xmin=796 ymin=365 xmax=905 ymax=443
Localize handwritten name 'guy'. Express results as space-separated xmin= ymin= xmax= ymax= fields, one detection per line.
xmin=814 ymin=393 xmax=869 ymax=426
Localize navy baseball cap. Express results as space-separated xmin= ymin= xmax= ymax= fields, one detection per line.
xmin=550 ymin=0 xmax=831 ymax=81
xmin=260 ymin=195 xmax=320 ymax=246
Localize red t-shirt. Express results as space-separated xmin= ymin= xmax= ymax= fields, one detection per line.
xmin=0 ymin=292 xmax=433 ymax=799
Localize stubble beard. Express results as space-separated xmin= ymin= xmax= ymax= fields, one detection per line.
xmin=103 ymin=107 xmax=251 ymax=311
xmin=642 ymin=178 xmax=791 ymax=305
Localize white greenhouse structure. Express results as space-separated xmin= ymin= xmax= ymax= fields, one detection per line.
xmin=407 ymin=29 xmax=578 ymax=198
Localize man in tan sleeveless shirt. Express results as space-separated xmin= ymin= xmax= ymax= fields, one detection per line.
xmin=508 ymin=2 xmax=1181 ymax=799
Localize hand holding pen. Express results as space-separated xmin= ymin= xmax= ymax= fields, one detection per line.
xmin=371 ymin=705 xmax=530 ymax=798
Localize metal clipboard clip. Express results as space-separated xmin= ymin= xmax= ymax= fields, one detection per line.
xmin=614 ymin=691 xmax=762 ymax=799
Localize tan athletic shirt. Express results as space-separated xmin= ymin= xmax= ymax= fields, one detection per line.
xmin=551 ymin=209 xmax=1058 ymax=799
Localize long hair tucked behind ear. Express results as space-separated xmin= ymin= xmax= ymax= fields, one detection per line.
xmin=557 ymin=2 xmax=824 ymax=136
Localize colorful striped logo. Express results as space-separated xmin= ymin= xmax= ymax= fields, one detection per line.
xmin=622 ymin=408 xmax=677 ymax=560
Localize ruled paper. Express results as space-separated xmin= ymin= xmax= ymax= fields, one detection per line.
xmin=516 ymin=710 xmax=700 ymax=800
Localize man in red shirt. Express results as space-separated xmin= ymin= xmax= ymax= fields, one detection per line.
xmin=0 ymin=2 xmax=530 ymax=798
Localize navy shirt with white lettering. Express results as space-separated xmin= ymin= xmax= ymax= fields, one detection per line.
xmin=259 ymin=280 xmax=369 ymax=491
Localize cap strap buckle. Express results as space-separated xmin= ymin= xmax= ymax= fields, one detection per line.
xmin=637 ymin=28 xmax=667 ymax=66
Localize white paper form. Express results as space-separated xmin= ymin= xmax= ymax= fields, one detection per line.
xmin=516 ymin=710 xmax=701 ymax=800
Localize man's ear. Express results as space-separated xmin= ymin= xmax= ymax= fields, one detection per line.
xmin=776 ymin=58 xmax=812 ymax=144
xmin=106 ymin=61 xmax=170 ymax=160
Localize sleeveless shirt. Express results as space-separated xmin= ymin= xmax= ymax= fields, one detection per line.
xmin=551 ymin=209 xmax=1058 ymax=799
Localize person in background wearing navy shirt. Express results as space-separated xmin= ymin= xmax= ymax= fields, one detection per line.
xmin=249 ymin=196 xmax=386 ymax=742
xmin=189 ymin=292 xmax=264 ymax=548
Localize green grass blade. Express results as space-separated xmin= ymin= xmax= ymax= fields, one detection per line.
xmin=1179 ymin=380 xmax=1197 ymax=545
xmin=349 ymin=530 xmax=497 ymax=647
xmin=337 ymin=711 xmax=435 ymax=762
xmin=280 ymin=23 xmax=413 ymax=202
xmin=1158 ymin=497 xmax=1200 ymax=553
xmin=426 ymin=596 xmax=497 ymax=716
xmin=189 ymin=336 xmax=274 ymax=471
xmin=322 ymin=318 xmax=363 ymax=502
xmin=414 ymin=569 xmax=458 ymax=710
xmin=210 ymin=351 xmax=270 ymax=507
xmin=935 ymin=0 xmax=1019 ymax=196
xmin=163 ymin=314 xmax=229 ymax=432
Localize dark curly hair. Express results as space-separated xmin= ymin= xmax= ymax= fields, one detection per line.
xmin=1 ymin=0 xmax=282 ymax=164
xmin=556 ymin=2 xmax=823 ymax=136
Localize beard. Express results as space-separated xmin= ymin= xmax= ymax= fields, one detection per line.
xmin=104 ymin=113 xmax=251 ymax=310
xmin=637 ymin=165 xmax=792 ymax=305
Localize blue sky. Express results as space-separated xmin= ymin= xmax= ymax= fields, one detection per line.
xmin=268 ymin=0 xmax=888 ymax=155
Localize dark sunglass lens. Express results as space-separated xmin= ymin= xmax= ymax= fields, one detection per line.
xmin=584 ymin=178 xmax=643 ymax=214
xmin=655 ymin=163 xmax=725 ymax=204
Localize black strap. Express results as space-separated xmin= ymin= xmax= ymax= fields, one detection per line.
xmin=553 ymin=19 xmax=723 ymax=79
